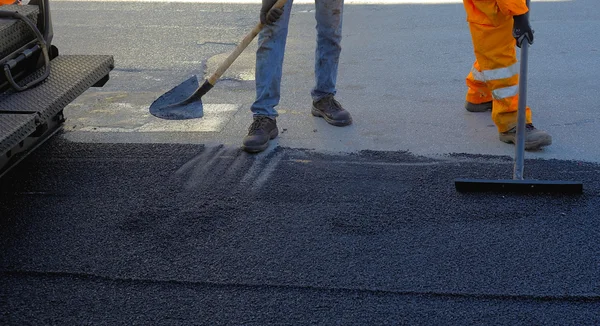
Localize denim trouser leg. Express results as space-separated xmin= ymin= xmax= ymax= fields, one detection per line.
xmin=251 ymin=1 xmax=294 ymax=118
xmin=312 ymin=0 xmax=344 ymax=102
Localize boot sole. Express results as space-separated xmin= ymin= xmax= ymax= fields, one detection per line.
xmin=465 ymin=101 xmax=492 ymax=112
xmin=311 ymin=107 xmax=352 ymax=127
xmin=242 ymin=128 xmax=279 ymax=153
xmin=499 ymin=134 xmax=553 ymax=150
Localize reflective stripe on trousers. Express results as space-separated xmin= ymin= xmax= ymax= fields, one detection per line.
xmin=464 ymin=7 xmax=533 ymax=132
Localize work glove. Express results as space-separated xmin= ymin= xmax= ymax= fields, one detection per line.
xmin=260 ymin=0 xmax=283 ymax=25
xmin=513 ymin=14 xmax=534 ymax=48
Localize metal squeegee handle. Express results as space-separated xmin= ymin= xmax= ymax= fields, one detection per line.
xmin=513 ymin=0 xmax=531 ymax=180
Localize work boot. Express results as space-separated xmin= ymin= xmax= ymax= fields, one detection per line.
xmin=311 ymin=95 xmax=352 ymax=126
xmin=499 ymin=124 xmax=552 ymax=150
xmin=242 ymin=116 xmax=279 ymax=153
xmin=465 ymin=101 xmax=492 ymax=112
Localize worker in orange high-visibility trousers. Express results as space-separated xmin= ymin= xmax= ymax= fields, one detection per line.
xmin=462 ymin=0 xmax=552 ymax=150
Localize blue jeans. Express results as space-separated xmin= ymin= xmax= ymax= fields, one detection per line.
xmin=251 ymin=0 xmax=344 ymax=118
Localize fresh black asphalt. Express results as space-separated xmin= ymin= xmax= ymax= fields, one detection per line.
xmin=1 ymin=138 xmax=599 ymax=325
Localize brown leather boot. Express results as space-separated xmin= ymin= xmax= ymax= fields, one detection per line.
xmin=499 ymin=124 xmax=552 ymax=150
xmin=312 ymin=95 xmax=352 ymax=126
xmin=242 ymin=116 xmax=278 ymax=153
xmin=465 ymin=101 xmax=492 ymax=112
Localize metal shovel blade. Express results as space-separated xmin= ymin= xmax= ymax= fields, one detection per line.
xmin=149 ymin=76 xmax=205 ymax=120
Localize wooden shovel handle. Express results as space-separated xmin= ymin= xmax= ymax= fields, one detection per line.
xmin=207 ymin=0 xmax=288 ymax=85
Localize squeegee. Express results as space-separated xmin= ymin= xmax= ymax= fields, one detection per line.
xmin=455 ymin=0 xmax=583 ymax=194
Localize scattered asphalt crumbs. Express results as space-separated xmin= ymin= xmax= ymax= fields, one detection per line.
xmin=1 ymin=138 xmax=599 ymax=325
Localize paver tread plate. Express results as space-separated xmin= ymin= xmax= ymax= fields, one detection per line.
xmin=0 ymin=5 xmax=39 ymax=59
xmin=0 ymin=55 xmax=115 ymax=120
xmin=0 ymin=113 xmax=37 ymax=155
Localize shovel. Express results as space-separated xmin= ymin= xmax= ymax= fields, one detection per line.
xmin=150 ymin=0 xmax=287 ymax=120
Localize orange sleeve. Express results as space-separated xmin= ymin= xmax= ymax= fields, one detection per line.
xmin=496 ymin=0 xmax=529 ymax=17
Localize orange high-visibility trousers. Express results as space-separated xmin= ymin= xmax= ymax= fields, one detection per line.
xmin=0 ymin=0 xmax=17 ymax=5
xmin=463 ymin=0 xmax=531 ymax=132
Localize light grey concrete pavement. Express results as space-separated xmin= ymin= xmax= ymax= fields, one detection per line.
xmin=51 ymin=0 xmax=600 ymax=162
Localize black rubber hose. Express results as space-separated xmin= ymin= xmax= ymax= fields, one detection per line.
xmin=0 ymin=10 xmax=50 ymax=91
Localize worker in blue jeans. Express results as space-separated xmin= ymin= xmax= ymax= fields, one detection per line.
xmin=242 ymin=0 xmax=352 ymax=153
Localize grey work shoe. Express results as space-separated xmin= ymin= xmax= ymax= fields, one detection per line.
xmin=465 ymin=101 xmax=492 ymax=112
xmin=499 ymin=124 xmax=552 ymax=150
xmin=242 ymin=116 xmax=279 ymax=153
xmin=312 ymin=95 xmax=352 ymax=126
